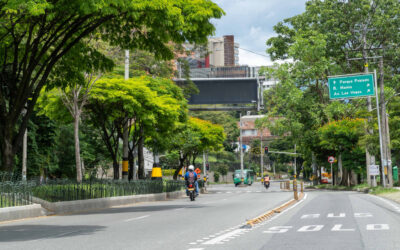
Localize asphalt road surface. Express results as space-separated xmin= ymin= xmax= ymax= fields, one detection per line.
xmin=1 ymin=183 xmax=400 ymax=250
xmin=0 ymin=182 xmax=291 ymax=250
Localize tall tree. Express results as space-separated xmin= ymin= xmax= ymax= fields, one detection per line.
xmin=88 ymin=76 xmax=185 ymax=179
xmin=0 ymin=0 xmax=224 ymax=171
xmin=171 ymin=117 xmax=225 ymax=179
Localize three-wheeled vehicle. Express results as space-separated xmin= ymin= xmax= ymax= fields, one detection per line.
xmin=233 ymin=169 xmax=255 ymax=186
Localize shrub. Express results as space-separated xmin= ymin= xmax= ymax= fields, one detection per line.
xmin=214 ymin=172 xmax=220 ymax=182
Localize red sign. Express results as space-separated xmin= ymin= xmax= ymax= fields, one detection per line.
xmin=195 ymin=168 xmax=201 ymax=174
xmin=328 ymin=156 xmax=335 ymax=163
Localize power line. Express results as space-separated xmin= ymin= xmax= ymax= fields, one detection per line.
xmin=239 ymin=47 xmax=270 ymax=58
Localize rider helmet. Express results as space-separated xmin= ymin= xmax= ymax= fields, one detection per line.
xmin=188 ymin=165 xmax=194 ymax=171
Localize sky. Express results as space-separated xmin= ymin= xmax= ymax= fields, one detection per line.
xmin=211 ymin=0 xmax=308 ymax=66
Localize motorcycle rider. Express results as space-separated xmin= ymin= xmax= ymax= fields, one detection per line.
xmin=264 ymin=174 xmax=270 ymax=187
xmin=185 ymin=165 xmax=199 ymax=196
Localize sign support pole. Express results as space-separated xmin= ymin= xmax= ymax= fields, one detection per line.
xmin=240 ymin=114 xmax=244 ymax=183
xmin=374 ymin=70 xmax=386 ymax=188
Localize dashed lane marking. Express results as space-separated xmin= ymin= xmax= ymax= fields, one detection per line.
xmin=202 ymin=229 xmax=245 ymax=245
xmin=124 ymin=215 xmax=150 ymax=222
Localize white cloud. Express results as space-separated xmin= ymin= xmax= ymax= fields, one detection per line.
xmin=239 ymin=49 xmax=271 ymax=67
xmin=211 ymin=0 xmax=308 ymax=66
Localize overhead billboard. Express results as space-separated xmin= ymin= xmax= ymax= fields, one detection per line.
xmin=175 ymin=78 xmax=259 ymax=105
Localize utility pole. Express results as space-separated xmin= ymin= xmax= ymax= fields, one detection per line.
xmin=362 ymin=25 xmax=374 ymax=186
xmin=374 ymin=70 xmax=386 ymax=187
xmin=22 ymin=105 xmax=27 ymax=181
xmin=294 ymin=144 xmax=297 ymax=177
xmin=122 ymin=50 xmax=129 ymax=180
xmin=260 ymin=128 xmax=263 ymax=179
xmin=22 ymin=127 xmax=27 ymax=181
xmin=240 ymin=113 xmax=244 ymax=183
xmin=378 ymin=56 xmax=392 ymax=186
xmin=203 ymin=152 xmax=206 ymax=174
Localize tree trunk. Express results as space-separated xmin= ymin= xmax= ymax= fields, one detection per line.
xmin=1 ymin=130 xmax=14 ymax=172
xmin=173 ymin=154 xmax=186 ymax=180
xmin=128 ymin=150 xmax=135 ymax=181
xmin=113 ymin=159 xmax=119 ymax=180
xmin=338 ymin=153 xmax=343 ymax=185
xmin=312 ymin=152 xmax=318 ymax=185
xmin=138 ymin=132 xmax=145 ymax=179
xmin=74 ymin=116 xmax=82 ymax=183
xmin=122 ymin=118 xmax=129 ymax=180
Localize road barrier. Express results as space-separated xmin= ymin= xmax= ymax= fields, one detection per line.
xmin=280 ymin=181 xmax=291 ymax=190
xmin=245 ymin=191 xmax=305 ymax=227
xmin=32 ymin=179 xmax=185 ymax=202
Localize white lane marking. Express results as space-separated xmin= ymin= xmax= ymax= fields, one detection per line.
xmin=174 ymin=208 xmax=185 ymax=211
xmin=301 ymin=214 xmax=320 ymax=219
xmin=354 ymin=212 xmax=373 ymax=218
xmin=124 ymin=215 xmax=150 ymax=222
xmin=226 ymin=192 xmax=232 ymax=194
xmin=256 ymin=191 xmax=261 ymax=193
xmin=196 ymin=240 xmax=203 ymax=242
xmin=264 ymin=226 xmax=293 ymax=233
xmin=188 ymin=248 xmax=204 ymax=250
xmin=247 ymin=191 xmax=252 ymax=193
xmin=202 ymin=238 xmax=210 ymax=240
xmin=366 ymin=224 xmax=389 ymax=230
xmin=298 ymin=225 xmax=324 ymax=232
xmin=202 ymin=229 xmax=245 ymax=245
xmin=331 ymin=224 xmax=355 ymax=232
xmin=217 ymin=192 xmax=222 ymax=194
xmin=189 ymin=243 xmax=197 ymax=245
xmin=327 ymin=213 xmax=345 ymax=218
xmin=222 ymin=199 xmax=227 ymax=201
xmin=371 ymin=195 xmax=400 ymax=213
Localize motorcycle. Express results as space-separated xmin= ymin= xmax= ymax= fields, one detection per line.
xmin=264 ymin=180 xmax=270 ymax=189
xmin=187 ymin=183 xmax=196 ymax=201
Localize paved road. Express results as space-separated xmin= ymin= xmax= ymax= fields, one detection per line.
xmin=3 ymin=184 xmax=398 ymax=250
xmin=0 ymin=182 xmax=292 ymax=250
xmin=198 ymin=190 xmax=400 ymax=250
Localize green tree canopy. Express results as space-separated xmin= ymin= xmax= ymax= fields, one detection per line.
xmin=0 ymin=0 xmax=224 ymax=171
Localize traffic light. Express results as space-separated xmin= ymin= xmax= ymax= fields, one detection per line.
xmin=264 ymin=146 xmax=269 ymax=154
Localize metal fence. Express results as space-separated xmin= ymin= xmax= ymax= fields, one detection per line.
xmin=0 ymin=181 xmax=33 ymax=208
xmin=32 ymin=179 xmax=185 ymax=202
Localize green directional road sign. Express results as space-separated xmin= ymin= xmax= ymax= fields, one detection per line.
xmin=328 ymin=73 xmax=375 ymax=99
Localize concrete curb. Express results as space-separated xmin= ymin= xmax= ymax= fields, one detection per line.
xmin=32 ymin=190 xmax=186 ymax=215
xmin=246 ymin=192 xmax=305 ymax=227
xmin=0 ymin=204 xmax=46 ymax=222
